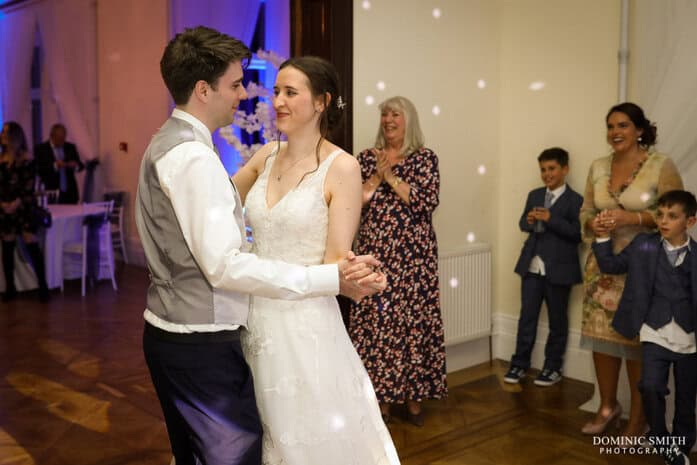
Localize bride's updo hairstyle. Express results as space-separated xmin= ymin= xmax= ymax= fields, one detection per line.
xmin=278 ymin=56 xmax=345 ymax=141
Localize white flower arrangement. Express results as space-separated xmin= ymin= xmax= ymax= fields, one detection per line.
xmin=219 ymin=49 xmax=286 ymax=164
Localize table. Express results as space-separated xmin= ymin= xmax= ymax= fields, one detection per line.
xmin=0 ymin=204 xmax=111 ymax=292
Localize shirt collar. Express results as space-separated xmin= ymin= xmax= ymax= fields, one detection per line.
xmin=547 ymin=184 xmax=567 ymax=199
xmin=661 ymin=236 xmax=691 ymax=252
xmin=171 ymin=108 xmax=214 ymax=149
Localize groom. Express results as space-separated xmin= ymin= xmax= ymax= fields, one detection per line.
xmin=136 ymin=26 xmax=385 ymax=465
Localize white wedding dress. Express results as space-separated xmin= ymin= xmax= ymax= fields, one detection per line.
xmin=241 ymin=148 xmax=401 ymax=465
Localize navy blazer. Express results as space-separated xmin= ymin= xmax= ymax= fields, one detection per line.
xmin=514 ymin=185 xmax=583 ymax=286
xmin=35 ymin=140 xmax=84 ymax=198
xmin=592 ymin=233 xmax=697 ymax=340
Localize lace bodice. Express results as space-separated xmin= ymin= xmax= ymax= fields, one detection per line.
xmin=245 ymin=148 xmax=342 ymax=265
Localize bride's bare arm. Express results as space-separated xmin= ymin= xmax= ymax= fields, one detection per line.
xmin=231 ymin=142 xmax=276 ymax=203
xmin=323 ymin=153 xmax=362 ymax=264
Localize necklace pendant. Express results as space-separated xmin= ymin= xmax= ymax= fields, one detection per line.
xmin=276 ymin=175 xmax=281 ymax=181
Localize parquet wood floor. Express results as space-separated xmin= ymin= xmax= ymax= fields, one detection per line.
xmin=0 ymin=264 xmax=679 ymax=464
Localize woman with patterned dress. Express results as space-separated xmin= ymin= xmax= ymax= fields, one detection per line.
xmin=232 ymin=57 xmax=400 ymax=465
xmin=349 ymin=96 xmax=447 ymax=426
xmin=580 ymin=103 xmax=683 ymax=437
xmin=0 ymin=122 xmax=49 ymax=302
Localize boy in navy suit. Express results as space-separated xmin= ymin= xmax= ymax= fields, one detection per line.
xmin=593 ymin=190 xmax=697 ymax=465
xmin=504 ymin=147 xmax=583 ymax=386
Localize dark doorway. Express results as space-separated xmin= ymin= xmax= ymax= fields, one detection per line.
xmin=290 ymin=0 xmax=353 ymax=153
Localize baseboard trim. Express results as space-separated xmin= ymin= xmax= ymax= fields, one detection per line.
xmin=492 ymin=312 xmax=595 ymax=383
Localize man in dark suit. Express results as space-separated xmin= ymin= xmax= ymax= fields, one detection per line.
xmin=35 ymin=123 xmax=84 ymax=204
xmin=593 ymin=190 xmax=697 ymax=465
xmin=504 ymin=147 xmax=583 ymax=387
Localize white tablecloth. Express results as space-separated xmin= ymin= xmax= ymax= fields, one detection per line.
xmin=0 ymin=204 xmax=110 ymax=292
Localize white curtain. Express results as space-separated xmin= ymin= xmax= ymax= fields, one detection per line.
xmin=0 ymin=8 xmax=37 ymax=141
xmin=170 ymin=0 xmax=262 ymax=172
xmin=36 ymin=0 xmax=98 ymax=160
xmin=630 ymin=0 xmax=697 ymax=171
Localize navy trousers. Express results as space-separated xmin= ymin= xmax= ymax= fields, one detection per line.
xmin=639 ymin=342 xmax=697 ymax=454
xmin=143 ymin=324 xmax=262 ymax=465
xmin=511 ymin=273 xmax=571 ymax=371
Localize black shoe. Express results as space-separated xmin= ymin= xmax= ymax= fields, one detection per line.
xmin=406 ymin=410 xmax=424 ymax=427
xmin=38 ymin=287 xmax=50 ymax=303
xmin=534 ymin=369 xmax=562 ymax=387
xmin=503 ymin=365 xmax=526 ymax=384
xmin=664 ymin=444 xmax=689 ymax=465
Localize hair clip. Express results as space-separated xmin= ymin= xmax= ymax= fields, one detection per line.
xmin=336 ymin=96 xmax=346 ymax=110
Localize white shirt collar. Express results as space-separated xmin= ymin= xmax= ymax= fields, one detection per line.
xmin=171 ymin=108 xmax=214 ymax=149
xmin=547 ymin=183 xmax=567 ymax=199
xmin=662 ymin=236 xmax=691 ymax=251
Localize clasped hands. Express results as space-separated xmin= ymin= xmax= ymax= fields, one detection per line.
xmin=526 ymin=207 xmax=551 ymax=224
xmin=338 ymin=251 xmax=387 ymax=302
xmin=590 ymin=209 xmax=632 ymax=238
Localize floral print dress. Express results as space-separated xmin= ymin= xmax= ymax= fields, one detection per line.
xmin=580 ymin=152 xmax=683 ymax=351
xmin=349 ymin=148 xmax=447 ymax=404
xmin=0 ymin=157 xmax=40 ymax=235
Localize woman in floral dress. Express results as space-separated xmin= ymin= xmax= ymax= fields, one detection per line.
xmin=580 ymin=103 xmax=682 ymax=437
xmin=349 ymin=96 xmax=446 ymax=426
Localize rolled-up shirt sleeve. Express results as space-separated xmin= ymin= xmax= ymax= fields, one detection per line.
xmin=156 ymin=141 xmax=339 ymax=299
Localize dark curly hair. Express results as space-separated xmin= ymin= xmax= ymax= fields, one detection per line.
xmin=606 ymin=102 xmax=657 ymax=147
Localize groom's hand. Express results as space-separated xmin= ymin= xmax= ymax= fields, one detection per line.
xmin=338 ymin=252 xmax=387 ymax=302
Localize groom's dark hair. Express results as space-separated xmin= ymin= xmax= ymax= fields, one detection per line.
xmin=161 ymin=26 xmax=251 ymax=105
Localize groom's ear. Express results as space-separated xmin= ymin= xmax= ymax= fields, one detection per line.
xmin=192 ymin=80 xmax=210 ymax=103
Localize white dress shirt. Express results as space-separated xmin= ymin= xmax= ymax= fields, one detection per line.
xmin=144 ymin=109 xmax=339 ymax=333
xmin=528 ymin=184 xmax=567 ymax=275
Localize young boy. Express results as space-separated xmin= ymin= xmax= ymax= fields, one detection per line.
xmin=504 ymin=147 xmax=583 ymax=386
xmin=593 ymin=190 xmax=697 ymax=465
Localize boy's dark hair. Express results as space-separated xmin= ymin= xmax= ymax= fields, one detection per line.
xmin=537 ymin=147 xmax=569 ymax=167
xmin=657 ymin=190 xmax=697 ymax=218
xmin=160 ymin=26 xmax=252 ymax=105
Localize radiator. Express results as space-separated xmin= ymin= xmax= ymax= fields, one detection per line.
xmin=439 ymin=243 xmax=492 ymax=346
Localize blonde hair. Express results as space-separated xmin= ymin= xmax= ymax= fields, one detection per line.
xmin=374 ymin=96 xmax=424 ymax=156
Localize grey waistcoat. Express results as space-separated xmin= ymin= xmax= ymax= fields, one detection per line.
xmin=135 ymin=117 xmax=249 ymax=326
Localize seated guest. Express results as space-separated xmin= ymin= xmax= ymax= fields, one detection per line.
xmin=35 ymin=123 xmax=84 ymax=204
xmin=593 ymin=190 xmax=697 ymax=465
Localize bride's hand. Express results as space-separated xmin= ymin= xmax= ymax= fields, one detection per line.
xmin=338 ymin=252 xmax=386 ymax=301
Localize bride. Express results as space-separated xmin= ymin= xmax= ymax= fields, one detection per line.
xmin=232 ymin=56 xmax=401 ymax=465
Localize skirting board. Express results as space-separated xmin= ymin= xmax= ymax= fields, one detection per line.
xmin=492 ymin=312 xmax=595 ymax=383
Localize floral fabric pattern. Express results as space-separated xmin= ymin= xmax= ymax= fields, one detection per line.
xmin=580 ymin=152 xmax=683 ymax=346
xmin=0 ymin=159 xmax=40 ymax=234
xmin=349 ymin=148 xmax=447 ymax=404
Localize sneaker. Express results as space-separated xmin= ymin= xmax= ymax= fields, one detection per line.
xmin=664 ymin=444 xmax=689 ymax=465
xmin=503 ymin=365 xmax=526 ymax=384
xmin=534 ymin=369 xmax=562 ymax=387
